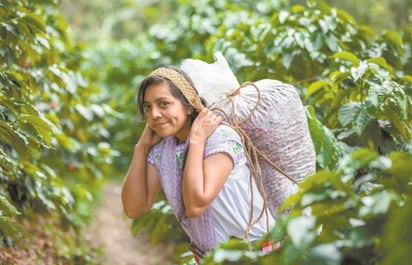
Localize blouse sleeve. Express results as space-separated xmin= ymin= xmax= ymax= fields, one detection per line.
xmin=147 ymin=148 xmax=155 ymax=165
xmin=204 ymin=125 xmax=245 ymax=165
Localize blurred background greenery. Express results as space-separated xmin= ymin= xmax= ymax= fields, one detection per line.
xmin=60 ymin=0 xmax=411 ymax=42
xmin=1 ymin=0 xmax=411 ymax=264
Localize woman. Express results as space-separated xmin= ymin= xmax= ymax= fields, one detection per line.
xmin=121 ymin=66 xmax=275 ymax=261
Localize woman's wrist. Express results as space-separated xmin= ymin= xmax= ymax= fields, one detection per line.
xmin=189 ymin=136 xmax=206 ymax=147
xmin=135 ymin=141 xmax=152 ymax=154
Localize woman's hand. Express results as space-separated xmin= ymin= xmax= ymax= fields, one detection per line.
xmin=183 ymin=108 xmax=231 ymax=218
xmin=122 ymin=122 xmax=162 ymax=219
xmin=190 ymin=108 xmax=222 ymax=144
xmin=139 ymin=123 xmax=162 ymax=147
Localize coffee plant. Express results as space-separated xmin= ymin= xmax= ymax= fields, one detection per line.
xmin=0 ymin=0 xmax=115 ymax=261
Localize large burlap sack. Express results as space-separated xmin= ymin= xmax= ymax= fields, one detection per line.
xmin=181 ymin=54 xmax=316 ymax=218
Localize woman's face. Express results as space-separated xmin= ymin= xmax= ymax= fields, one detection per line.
xmin=142 ymin=81 xmax=193 ymax=142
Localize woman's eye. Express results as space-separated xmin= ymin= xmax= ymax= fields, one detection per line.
xmin=160 ymin=101 xmax=168 ymax=107
xmin=142 ymin=103 xmax=151 ymax=112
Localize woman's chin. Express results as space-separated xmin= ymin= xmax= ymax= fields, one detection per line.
xmin=153 ymin=129 xmax=171 ymax=138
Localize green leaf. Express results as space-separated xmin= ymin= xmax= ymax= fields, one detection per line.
xmin=0 ymin=194 xmax=20 ymax=216
xmin=305 ymin=105 xmax=341 ymax=169
xmin=75 ymin=104 xmax=94 ymax=121
xmin=385 ymin=111 xmax=410 ymax=140
xmin=291 ymin=5 xmax=305 ymax=13
xmin=294 ymin=31 xmax=306 ymax=48
xmin=311 ymin=198 xmax=349 ymax=217
xmin=213 ymin=249 xmax=245 ymax=263
xmin=336 ymin=9 xmax=356 ymax=24
xmin=331 ymin=51 xmax=359 ymax=66
xmin=305 ymin=105 xmax=325 ymax=154
xmin=306 ymin=80 xmax=330 ymax=99
xmin=18 ymin=114 xmax=55 ymax=147
xmin=320 ymin=128 xmax=341 ymax=170
xmin=367 ymin=57 xmax=394 ymax=74
xmin=359 ymin=191 xmax=396 ymax=217
xmin=0 ymin=216 xmax=24 ymax=238
xmin=278 ymin=11 xmax=289 ymax=24
xmin=366 ymin=81 xmax=387 ymax=111
xmin=287 ymin=216 xmax=317 ymax=249
xmin=346 ymin=148 xmax=379 ymax=171
xmin=0 ymin=121 xmax=29 ymax=159
xmin=21 ymin=13 xmax=46 ymax=34
xmin=282 ymin=52 xmax=295 ymax=69
xmin=382 ymin=30 xmax=403 ymax=48
xmin=337 ymin=102 xmax=361 ymax=126
xmin=325 ymin=33 xmax=338 ymax=51
xmin=351 ymin=61 xmax=368 ymax=81
xmin=329 ymin=71 xmax=351 ymax=85
xmin=388 ymin=152 xmax=412 ymax=182
xmin=353 ymin=107 xmax=372 ymax=136
xmin=392 ymin=89 xmax=408 ymax=120
xmin=400 ymin=75 xmax=412 ymax=84
xmin=251 ymin=23 xmax=270 ymax=42
xmin=304 ymin=243 xmax=341 ymax=265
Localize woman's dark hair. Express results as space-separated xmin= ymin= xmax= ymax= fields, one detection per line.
xmin=137 ymin=66 xmax=207 ymax=123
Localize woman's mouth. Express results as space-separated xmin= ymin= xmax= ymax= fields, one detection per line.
xmin=153 ymin=121 xmax=168 ymax=129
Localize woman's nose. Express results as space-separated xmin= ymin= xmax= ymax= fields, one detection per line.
xmin=150 ymin=105 xmax=161 ymax=118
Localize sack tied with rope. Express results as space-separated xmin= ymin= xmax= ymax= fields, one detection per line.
xmin=181 ymin=52 xmax=316 ymax=219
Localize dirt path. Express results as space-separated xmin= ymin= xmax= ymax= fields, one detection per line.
xmin=85 ymin=181 xmax=174 ymax=265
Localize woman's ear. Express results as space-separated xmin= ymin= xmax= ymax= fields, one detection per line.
xmin=187 ymin=107 xmax=194 ymax=115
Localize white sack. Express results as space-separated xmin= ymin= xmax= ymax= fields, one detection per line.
xmin=210 ymin=79 xmax=316 ymax=218
xmin=181 ymin=54 xmax=316 ymax=218
xmin=180 ymin=52 xmax=239 ymax=104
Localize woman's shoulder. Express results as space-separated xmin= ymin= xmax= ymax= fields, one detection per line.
xmin=209 ymin=124 xmax=242 ymax=143
xmin=147 ymin=136 xmax=178 ymax=164
xmin=215 ymin=124 xmax=238 ymax=135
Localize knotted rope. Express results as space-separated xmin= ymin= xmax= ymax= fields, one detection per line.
xmin=213 ymin=82 xmax=299 ymax=243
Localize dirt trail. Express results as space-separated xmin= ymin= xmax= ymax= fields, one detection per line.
xmin=85 ymin=181 xmax=174 ymax=265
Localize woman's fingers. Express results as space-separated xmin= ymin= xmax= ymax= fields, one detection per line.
xmin=199 ymin=108 xmax=221 ymax=123
xmin=191 ymin=109 xmax=222 ymax=142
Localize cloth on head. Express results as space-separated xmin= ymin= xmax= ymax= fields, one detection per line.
xmin=150 ymin=67 xmax=204 ymax=112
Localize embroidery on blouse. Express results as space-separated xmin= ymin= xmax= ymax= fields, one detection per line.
xmin=233 ymin=142 xmax=242 ymax=153
xmin=176 ymin=150 xmax=185 ymax=170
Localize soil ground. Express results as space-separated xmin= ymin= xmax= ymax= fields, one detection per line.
xmin=0 ymin=181 xmax=174 ymax=265
xmin=84 ymin=181 xmax=174 ymax=265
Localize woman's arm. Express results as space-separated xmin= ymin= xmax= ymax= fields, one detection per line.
xmin=121 ymin=124 xmax=161 ymax=218
xmin=182 ymin=109 xmax=232 ymax=218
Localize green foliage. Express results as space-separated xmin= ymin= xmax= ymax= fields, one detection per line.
xmin=59 ymin=0 xmax=412 ymax=263
xmin=208 ymin=0 xmax=374 ymax=83
xmin=131 ymin=200 xmax=185 ymax=245
xmin=203 ymin=149 xmax=412 ymax=265
xmin=308 ymin=55 xmax=411 ymax=154
xmin=305 ymin=105 xmax=342 ymax=170
xmin=0 ymin=0 xmax=115 ymax=258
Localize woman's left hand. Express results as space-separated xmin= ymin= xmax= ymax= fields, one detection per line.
xmin=190 ymin=108 xmax=222 ymax=144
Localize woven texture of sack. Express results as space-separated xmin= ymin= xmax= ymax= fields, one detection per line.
xmin=211 ymin=79 xmax=316 ymax=218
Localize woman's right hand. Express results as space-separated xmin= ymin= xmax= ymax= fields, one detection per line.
xmin=122 ymin=122 xmax=162 ymax=219
xmin=139 ymin=123 xmax=162 ymax=147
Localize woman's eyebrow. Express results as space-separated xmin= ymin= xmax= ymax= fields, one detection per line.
xmin=146 ymin=96 xmax=172 ymax=103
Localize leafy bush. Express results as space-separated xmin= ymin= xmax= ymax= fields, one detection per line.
xmin=71 ymin=0 xmax=412 ymax=264
xmin=201 ymin=149 xmax=412 ymax=265
xmin=0 ymin=0 xmax=115 ymax=260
